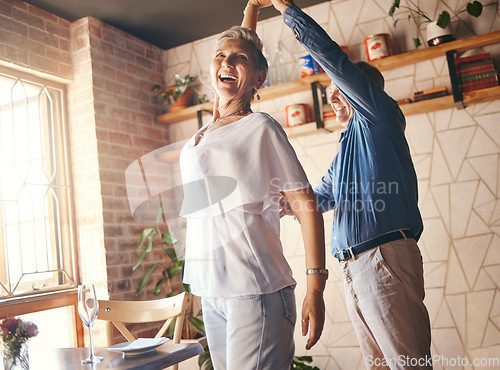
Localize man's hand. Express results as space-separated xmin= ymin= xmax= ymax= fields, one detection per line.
xmin=247 ymin=0 xmax=272 ymax=8
xmin=301 ymin=289 xmax=325 ymax=350
xmin=271 ymin=0 xmax=295 ymax=14
xmin=279 ymin=194 xmax=294 ymax=218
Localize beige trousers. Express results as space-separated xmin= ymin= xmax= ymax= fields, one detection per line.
xmin=341 ymin=237 xmax=432 ymax=369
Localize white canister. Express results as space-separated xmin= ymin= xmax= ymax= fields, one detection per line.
xmin=286 ymin=104 xmax=310 ymax=127
xmin=364 ymin=34 xmax=392 ymax=61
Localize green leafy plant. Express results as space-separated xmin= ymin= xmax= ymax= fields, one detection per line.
xmin=291 ymin=355 xmax=320 ymax=370
xmin=389 ymin=0 xmax=483 ymax=48
xmin=133 ymin=205 xmax=212 ymax=369
xmin=153 ymin=74 xmax=198 ymax=106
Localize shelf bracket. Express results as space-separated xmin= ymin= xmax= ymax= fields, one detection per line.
xmin=445 ymin=49 xmax=465 ymax=110
xmin=197 ymin=109 xmax=212 ymax=128
xmin=311 ymin=81 xmax=326 ymax=130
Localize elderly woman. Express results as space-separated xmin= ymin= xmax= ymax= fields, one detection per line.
xmin=179 ymin=21 xmax=326 ymax=370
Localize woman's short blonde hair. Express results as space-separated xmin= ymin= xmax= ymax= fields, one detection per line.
xmin=216 ymin=26 xmax=268 ymax=73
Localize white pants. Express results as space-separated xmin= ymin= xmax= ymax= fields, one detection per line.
xmin=341 ymin=238 xmax=432 ymax=369
xmin=201 ymin=286 xmax=296 ymax=370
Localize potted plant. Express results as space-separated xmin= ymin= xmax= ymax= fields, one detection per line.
xmin=153 ymin=74 xmax=198 ymax=112
xmin=389 ymin=0 xmax=484 ymax=48
xmin=133 ymin=207 xmax=212 ymax=369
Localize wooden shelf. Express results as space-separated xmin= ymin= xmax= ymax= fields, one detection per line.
xmin=156 ymin=73 xmax=330 ymax=125
xmin=156 ymin=102 xmax=213 ymax=125
xmin=400 ymin=85 xmax=500 ymax=116
xmin=371 ymin=30 xmax=500 ymax=71
xmin=284 ymin=119 xmax=343 ymax=138
xmin=156 ymin=31 xmax=500 ymax=126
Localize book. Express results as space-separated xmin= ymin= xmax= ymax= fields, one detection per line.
xmin=459 ymin=76 xmax=498 ymax=92
xmin=456 ymin=61 xmax=495 ymax=77
xmin=455 ymin=52 xmax=490 ymax=66
xmin=456 ymin=59 xmax=494 ymax=70
xmin=413 ymin=91 xmax=449 ymax=102
xmin=459 ymin=70 xmax=498 ymax=82
xmin=413 ymin=87 xmax=449 ymax=102
xmin=413 ymin=86 xmax=448 ymax=96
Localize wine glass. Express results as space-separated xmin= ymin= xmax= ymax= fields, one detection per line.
xmin=78 ymin=284 xmax=104 ymax=364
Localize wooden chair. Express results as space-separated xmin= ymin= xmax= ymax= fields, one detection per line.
xmin=97 ymin=292 xmax=188 ymax=369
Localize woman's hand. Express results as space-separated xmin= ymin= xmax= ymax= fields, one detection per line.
xmin=283 ymin=187 xmax=326 ymax=349
xmin=247 ymin=0 xmax=272 ymax=8
xmin=301 ymin=288 xmax=325 ymax=350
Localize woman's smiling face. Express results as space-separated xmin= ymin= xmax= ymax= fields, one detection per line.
xmin=211 ymin=38 xmax=263 ymax=104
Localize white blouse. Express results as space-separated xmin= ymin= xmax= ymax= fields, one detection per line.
xmin=179 ymin=112 xmax=309 ymax=297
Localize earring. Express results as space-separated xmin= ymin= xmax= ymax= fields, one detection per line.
xmin=211 ymin=90 xmax=215 ymax=95
xmin=256 ymin=91 xmax=261 ymax=100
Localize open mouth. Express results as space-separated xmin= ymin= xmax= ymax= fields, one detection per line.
xmin=219 ymin=73 xmax=237 ymax=82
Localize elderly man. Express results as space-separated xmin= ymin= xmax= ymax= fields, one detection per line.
xmin=243 ymin=1 xmax=433 ymax=369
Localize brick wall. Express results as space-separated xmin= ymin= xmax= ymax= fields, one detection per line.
xmin=1 ymin=0 xmax=173 ymax=344
xmin=0 ymin=0 xmax=72 ymax=79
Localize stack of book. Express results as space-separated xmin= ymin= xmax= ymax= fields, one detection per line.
xmin=455 ymin=52 xmax=498 ymax=93
xmin=412 ymin=86 xmax=449 ymax=102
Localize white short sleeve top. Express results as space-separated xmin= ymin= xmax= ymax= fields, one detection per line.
xmin=179 ymin=112 xmax=309 ymax=297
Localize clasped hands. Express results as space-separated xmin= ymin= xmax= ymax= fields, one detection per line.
xmin=246 ymin=0 xmax=294 ymax=14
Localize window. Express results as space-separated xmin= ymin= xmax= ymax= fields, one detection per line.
xmin=0 ymin=66 xmax=77 ymax=298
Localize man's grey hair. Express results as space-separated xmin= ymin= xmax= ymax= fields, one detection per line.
xmin=217 ymin=26 xmax=268 ymax=73
xmin=354 ymin=61 xmax=385 ymax=89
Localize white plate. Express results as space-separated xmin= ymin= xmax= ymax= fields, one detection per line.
xmin=108 ymin=337 xmax=170 ymax=357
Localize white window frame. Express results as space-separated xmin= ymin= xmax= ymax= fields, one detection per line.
xmin=0 ymin=64 xmax=78 ymax=299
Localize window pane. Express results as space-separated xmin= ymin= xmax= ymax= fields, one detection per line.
xmin=19 ymin=306 xmax=77 ymax=349
xmin=0 ymin=67 xmax=76 ymax=297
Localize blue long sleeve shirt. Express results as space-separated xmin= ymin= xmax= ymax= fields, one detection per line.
xmin=283 ymin=6 xmax=423 ymax=255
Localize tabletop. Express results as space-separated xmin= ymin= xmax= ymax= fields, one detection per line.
xmin=23 ymin=342 xmax=204 ymax=370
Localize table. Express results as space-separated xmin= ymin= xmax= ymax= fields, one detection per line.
xmin=24 ymin=342 xmax=204 ymax=369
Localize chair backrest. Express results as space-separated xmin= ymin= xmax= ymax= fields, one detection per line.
xmin=97 ymin=291 xmax=188 ymax=345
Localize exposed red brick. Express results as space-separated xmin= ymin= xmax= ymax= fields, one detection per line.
xmin=58 ymin=63 xmax=72 ymax=79
xmin=29 ymin=26 xmax=58 ymax=48
xmin=0 ymin=43 xmax=28 ymax=64
xmin=89 ymin=22 xmax=102 ymax=39
xmin=129 ymin=88 xmax=150 ymax=102
xmin=104 ymin=225 xmax=125 ymax=237
xmin=45 ymin=45 xmax=71 ymax=64
xmin=101 ymin=27 xmax=125 ymax=48
xmin=28 ymin=53 xmax=59 ymax=74
xmin=117 ymin=96 xmax=140 ymax=111
xmin=0 ymin=1 xmax=12 ymax=17
xmin=106 ymin=251 xmax=131 ymax=266
xmin=125 ymin=39 xmax=146 ymax=56
xmin=0 ymin=14 xmax=27 ymax=35
xmin=102 ymin=196 xmax=128 ymax=211
xmin=103 ymin=211 xmax=116 ymax=223
xmin=26 ymin=3 xmax=57 ymax=22
xmin=126 ymin=62 xmax=149 ymax=77
xmin=145 ymin=48 xmax=161 ymax=63
xmin=104 ymin=238 xmax=118 ymax=251
xmin=132 ymin=136 xmax=156 ymax=149
xmin=9 ymin=0 xmax=27 ymax=12
xmin=116 ymin=211 xmax=134 ymax=225
xmin=104 ymin=79 xmax=129 ymax=97
xmin=12 ymin=7 xmax=44 ymax=29
xmin=108 ymin=131 xmax=132 ymax=146
xmin=45 ymin=19 xmax=70 ymax=38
